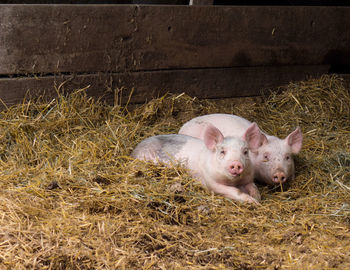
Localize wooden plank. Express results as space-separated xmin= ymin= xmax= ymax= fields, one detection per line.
xmin=214 ymin=0 xmax=350 ymax=5
xmin=0 ymin=65 xmax=329 ymax=109
xmin=0 ymin=1 xmax=133 ymax=3
xmin=0 ymin=5 xmax=349 ymax=75
xmin=0 ymin=0 xmax=349 ymax=4
xmin=190 ymin=0 xmax=213 ymax=5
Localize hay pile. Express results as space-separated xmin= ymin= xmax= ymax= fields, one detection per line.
xmin=0 ymin=75 xmax=349 ymax=269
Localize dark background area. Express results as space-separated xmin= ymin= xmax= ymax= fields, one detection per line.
xmin=0 ymin=0 xmax=350 ymax=5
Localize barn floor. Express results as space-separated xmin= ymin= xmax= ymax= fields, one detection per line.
xmin=0 ymin=75 xmax=349 ymax=269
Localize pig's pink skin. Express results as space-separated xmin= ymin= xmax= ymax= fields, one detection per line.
xmin=132 ymin=123 xmax=261 ymax=204
xmin=179 ymin=113 xmax=303 ymax=185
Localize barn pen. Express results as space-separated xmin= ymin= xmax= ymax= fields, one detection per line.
xmin=0 ymin=1 xmax=349 ymax=269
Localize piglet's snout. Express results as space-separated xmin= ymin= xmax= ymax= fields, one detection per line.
xmin=272 ymin=170 xmax=287 ymax=183
xmin=228 ymin=161 xmax=244 ymax=176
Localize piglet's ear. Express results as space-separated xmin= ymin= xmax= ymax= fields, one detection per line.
xmin=243 ymin=122 xmax=267 ymax=151
xmin=203 ymin=123 xmax=224 ymax=151
xmin=285 ymin=127 xmax=303 ymax=154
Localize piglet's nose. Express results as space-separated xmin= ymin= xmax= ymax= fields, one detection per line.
xmin=273 ymin=171 xmax=286 ymax=183
xmin=228 ymin=161 xmax=244 ymax=175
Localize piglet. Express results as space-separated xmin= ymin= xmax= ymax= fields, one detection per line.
xmin=132 ymin=123 xmax=262 ymax=204
xmin=179 ymin=113 xmax=303 ymax=185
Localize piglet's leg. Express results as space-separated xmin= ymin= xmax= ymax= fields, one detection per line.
xmin=207 ymin=182 xmax=260 ymax=205
xmin=239 ymin=182 xmax=261 ymax=202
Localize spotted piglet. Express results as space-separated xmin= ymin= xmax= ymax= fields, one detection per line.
xmin=132 ymin=123 xmax=262 ymax=204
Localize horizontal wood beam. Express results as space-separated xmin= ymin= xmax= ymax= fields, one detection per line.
xmin=0 ymin=5 xmax=349 ymax=75
xmin=0 ymin=65 xmax=329 ymax=109
xmin=190 ymin=0 xmax=214 ymax=5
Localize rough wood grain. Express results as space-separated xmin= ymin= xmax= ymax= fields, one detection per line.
xmin=190 ymin=0 xmax=213 ymax=5
xmin=0 ymin=65 xmax=329 ymax=109
xmin=0 ymin=5 xmax=349 ymax=75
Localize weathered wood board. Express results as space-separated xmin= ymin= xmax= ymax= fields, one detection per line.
xmin=190 ymin=0 xmax=213 ymax=5
xmin=0 ymin=5 xmax=349 ymax=107
xmin=0 ymin=65 xmax=329 ymax=109
xmin=1 ymin=5 xmax=349 ymax=74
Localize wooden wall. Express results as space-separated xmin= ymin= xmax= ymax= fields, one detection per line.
xmin=0 ymin=4 xmax=349 ymax=107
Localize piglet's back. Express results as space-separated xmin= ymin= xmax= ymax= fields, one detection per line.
xmin=131 ymin=134 xmax=198 ymax=164
xmin=179 ymin=113 xmax=252 ymax=139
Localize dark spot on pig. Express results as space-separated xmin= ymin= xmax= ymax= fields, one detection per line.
xmin=157 ymin=135 xmax=187 ymax=161
xmin=47 ymin=180 xmax=60 ymax=190
xmin=157 ymin=135 xmax=187 ymax=149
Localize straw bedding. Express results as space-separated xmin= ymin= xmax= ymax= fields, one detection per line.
xmin=0 ymin=75 xmax=349 ymax=269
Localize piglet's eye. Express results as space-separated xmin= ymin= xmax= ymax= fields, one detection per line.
xmin=263 ymin=153 xmax=269 ymax=161
xmin=285 ymin=155 xmax=291 ymax=161
xmin=220 ymin=150 xmax=226 ymax=155
xmin=243 ymin=148 xmax=249 ymax=155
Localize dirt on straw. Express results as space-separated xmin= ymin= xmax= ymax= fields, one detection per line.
xmin=0 ymin=75 xmax=349 ymax=269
